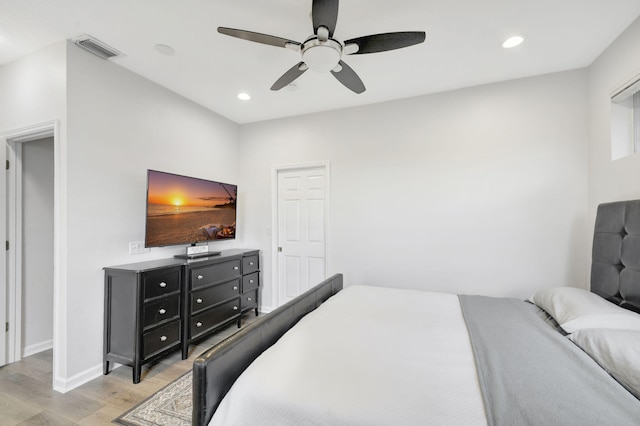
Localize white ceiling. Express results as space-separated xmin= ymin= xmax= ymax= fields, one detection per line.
xmin=1 ymin=0 xmax=640 ymax=124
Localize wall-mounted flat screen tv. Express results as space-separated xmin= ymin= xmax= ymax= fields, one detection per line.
xmin=145 ymin=169 xmax=237 ymax=247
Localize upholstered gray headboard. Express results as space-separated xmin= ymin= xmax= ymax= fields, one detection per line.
xmin=591 ymin=200 xmax=640 ymax=313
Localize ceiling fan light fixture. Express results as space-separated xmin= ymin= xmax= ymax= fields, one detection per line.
xmin=217 ymin=0 xmax=426 ymax=93
xmin=301 ymin=38 xmax=342 ymax=72
xmin=303 ymin=46 xmax=340 ymax=72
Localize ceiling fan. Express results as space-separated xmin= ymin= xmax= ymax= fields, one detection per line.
xmin=218 ymin=0 xmax=426 ymax=94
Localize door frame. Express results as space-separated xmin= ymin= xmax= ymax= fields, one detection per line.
xmin=1 ymin=120 xmax=64 ymax=389
xmin=270 ymin=161 xmax=330 ymax=310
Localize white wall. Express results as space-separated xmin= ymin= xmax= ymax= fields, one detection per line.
xmin=240 ymin=69 xmax=590 ymax=309
xmin=8 ymin=16 xmax=639 ymax=387
xmin=0 ymin=41 xmax=66 ymax=376
xmin=2 ymin=41 xmax=241 ymax=389
xmin=0 ymin=42 xmax=67 ymax=131
xmin=63 ymin=43 xmax=240 ymax=385
xmin=21 ymin=137 xmax=54 ymax=357
xmin=588 ymin=17 xmax=640 ymax=225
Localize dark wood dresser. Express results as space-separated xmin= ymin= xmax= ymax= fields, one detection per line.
xmin=183 ymin=249 xmax=260 ymax=358
xmin=103 ymin=249 xmax=259 ymax=383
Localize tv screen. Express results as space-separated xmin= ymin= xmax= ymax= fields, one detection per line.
xmin=145 ymin=170 xmax=237 ymax=247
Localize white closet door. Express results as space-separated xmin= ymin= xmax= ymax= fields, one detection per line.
xmin=277 ymin=166 xmax=327 ymax=305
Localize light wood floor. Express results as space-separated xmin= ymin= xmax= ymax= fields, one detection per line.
xmin=0 ymin=313 xmax=261 ymax=426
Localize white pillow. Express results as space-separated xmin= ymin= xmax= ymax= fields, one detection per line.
xmin=569 ymin=328 xmax=640 ymax=399
xmin=528 ymin=287 xmax=640 ymax=333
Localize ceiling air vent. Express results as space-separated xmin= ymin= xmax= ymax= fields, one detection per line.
xmin=71 ymin=35 xmax=123 ymax=60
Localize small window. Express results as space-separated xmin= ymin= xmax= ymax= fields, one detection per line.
xmin=610 ymin=78 xmax=640 ymax=160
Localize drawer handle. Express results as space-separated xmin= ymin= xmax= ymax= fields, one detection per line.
xmin=159 ymin=308 xmax=166 ymax=315
xmin=196 ymin=321 xmax=203 ymax=328
xmin=249 ymin=279 xmax=254 ymax=284
xmin=197 ymin=275 xmax=203 ymax=280
xmin=196 ymin=298 xmax=203 ymax=304
xmin=247 ymin=297 xmax=252 ymax=302
xmin=233 ymin=286 xmax=238 ymax=291
xmin=160 ymin=335 xmax=167 ymax=342
xmin=249 ymin=261 xmax=254 ymax=266
xmin=233 ymin=306 xmax=238 ymax=311
xmin=233 ymin=266 xmax=239 ymax=271
xmin=159 ymin=282 xmax=167 ymax=288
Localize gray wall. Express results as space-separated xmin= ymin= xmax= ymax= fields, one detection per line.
xmin=21 ymin=137 xmax=54 ymax=356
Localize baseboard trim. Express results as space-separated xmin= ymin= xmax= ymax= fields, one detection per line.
xmin=53 ymin=363 xmax=103 ymax=394
xmin=22 ymin=340 xmax=53 ymax=358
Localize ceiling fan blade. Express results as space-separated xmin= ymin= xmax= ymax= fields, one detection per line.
xmin=312 ymin=0 xmax=339 ymax=37
xmin=271 ymin=62 xmax=309 ymax=91
xmin=218 ymin=27 xmax=301 ymax=49
xmin=330 ymin=60 xmax=365 ymax=94
xmin=344 ymin=31 xmax=426 ymax=54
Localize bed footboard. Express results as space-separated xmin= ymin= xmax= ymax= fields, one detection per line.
xmin=192 ymin=273 xmax=344 ymax=426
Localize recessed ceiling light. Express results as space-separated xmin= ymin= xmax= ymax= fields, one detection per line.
xmin=502 ymin=35 xmax=524 ymax=49
xmin=237 ymin=93 xmax=251 ymax=101
xmin=155 ymin=44 xmax=175 ymax=55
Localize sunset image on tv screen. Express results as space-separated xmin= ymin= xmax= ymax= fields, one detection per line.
xmin=145 ymin=170 xmax=236 ymax=247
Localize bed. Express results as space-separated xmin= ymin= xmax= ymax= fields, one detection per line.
xmin=193 ymin=200 xmax=640 ymax=425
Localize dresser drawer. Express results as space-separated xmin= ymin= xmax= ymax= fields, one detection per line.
xmin=243 ymin=255 xmax=259 ymax=274
xmin=242 ymin=272 xmax=259 ymax=292
xmin=142 ymin=320 xmax=180 ymax=360
xmin=190 ymin=298 xmax=240 ymax=339
xmin=191 ymin=279 xmax=240 ymax=313
xmin=142 ymin=294 xmax=180 ymax=329
xmin=191 ymin=259 xmax=241 ymax=289
xmin=241 ymin=289 xmax=258 ymax=311
xmin=143 ymin=268 xmax=180 ymax=300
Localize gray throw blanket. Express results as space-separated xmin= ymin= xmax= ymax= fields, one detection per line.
xmin=459 ymin=295 xmax=640 ymax=426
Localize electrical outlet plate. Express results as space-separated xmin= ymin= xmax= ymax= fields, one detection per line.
xmin=129 ymin=241 xmax=150 ymax=254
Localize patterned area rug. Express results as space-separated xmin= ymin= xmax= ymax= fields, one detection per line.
xmin=114 ymin=371 xmax=192 ymax=426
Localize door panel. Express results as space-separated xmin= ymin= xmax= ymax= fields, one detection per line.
xmin=307 ymin=199 xmax=324 ymax=242
xmin=307 ymin=257 xmax=326 ymax=287
xmin=277 ymin=166 xmax=327 ymax=305
xmin=0 ymin=144 xmax=7 ymax=366
xmin=284 ymin=200 xmax=301 ymax=241
xmin=284 ymin=256 xmax=301 ymax=299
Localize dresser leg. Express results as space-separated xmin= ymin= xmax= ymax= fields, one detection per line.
xmin=237 ymin=317 xmax=241 ymax=328
xmin=133 ymin=364 xmax=141 ymax=384
xmin=104 ymin=360 xmax=110 ymax=375
xmin=254 ymin=307 xmax=258 ymax=316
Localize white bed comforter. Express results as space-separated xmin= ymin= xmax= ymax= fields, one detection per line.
xmin=210 ymin=285 xmax=487 ymax=425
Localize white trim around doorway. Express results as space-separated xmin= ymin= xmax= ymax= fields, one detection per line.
xmin=270 ymin=161 xmax=331 ymax=312
xmin=1 ymin=120 xmax=68 ymax=392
